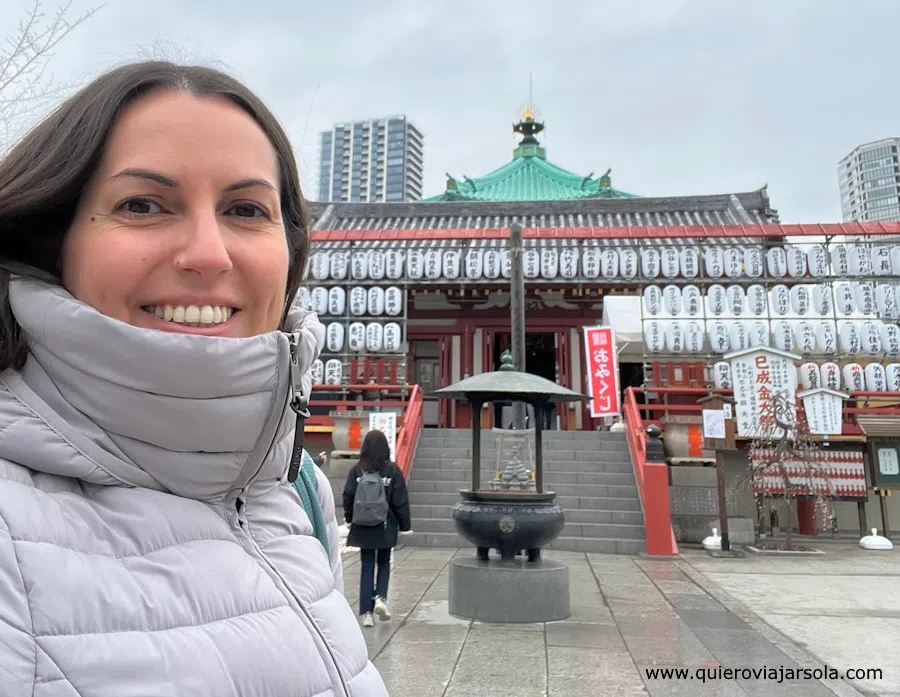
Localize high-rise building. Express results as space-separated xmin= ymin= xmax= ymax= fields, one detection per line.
xmin=839 ymin=137 xmax=900 ymax=223
xmin=317 ymin=116 xmax=424 ymax=203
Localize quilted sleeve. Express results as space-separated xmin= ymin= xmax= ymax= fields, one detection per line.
xmin=0 ymin=511 xmax=35 ymax=696
xmin=314 ymin=466 xmax=343 ymax=594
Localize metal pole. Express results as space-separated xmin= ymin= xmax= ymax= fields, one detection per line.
xmin=715 ymin=450 xmax=730 ymax=551
xmin=509 ymin=222 xmax=527 ymax=429
xmin=471 ymin=398 xmax=483 ymax=491
xmin=534 ymin=401 xmax=544 ymax=493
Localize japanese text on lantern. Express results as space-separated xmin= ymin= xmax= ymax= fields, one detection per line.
xmin=729 ymin=349 xmax=798 ymax=438
xmin=583 ymin=326 xmax=620 ymax=418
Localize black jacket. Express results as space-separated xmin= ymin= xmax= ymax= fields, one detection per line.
xmin=343 ymin=461 xmax=411 ymax=549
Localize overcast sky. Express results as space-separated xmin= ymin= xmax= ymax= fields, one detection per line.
xmin=2 ymin=0 xmax=898 ymax=223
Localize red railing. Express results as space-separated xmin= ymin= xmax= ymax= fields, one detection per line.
xmin=395 ymin=385 xmax=424 ymax=479
xmin=623 ymin=387 xmax=679 ymax=557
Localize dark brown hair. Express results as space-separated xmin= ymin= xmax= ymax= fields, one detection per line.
xmin=0 ymin=60 xmax=309 ymax=370
xmin=358 ymin=429 xmax=392 ymax=473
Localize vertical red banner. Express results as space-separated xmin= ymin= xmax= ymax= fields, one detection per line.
xmin=583 ymin=326 xmax=620 ymax=419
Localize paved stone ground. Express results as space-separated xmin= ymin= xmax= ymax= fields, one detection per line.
xmin=340 ymin=544 xmax=880 ymax=697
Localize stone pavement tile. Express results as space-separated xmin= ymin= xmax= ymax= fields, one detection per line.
xmin=668 ymin=593 xmax=727 ymax=611
xmin=622 ymin=628 xmax=717 ymax=667
xmin=615 ymin=616 xmax=697 ymax=641
xmin=601 ymin=583 xmax=667 ymax=602
xmin=448 ymin=629 xmax=546 ymax=697
xmin=463 ymin=625 xmax=547 ymax=656
xmin=654 ymin=579 xmax=709 ymax=596
xmin=407 ymin=599 xmax=472 ymax=626
xmin=608 ymin=599 xmax=677 ymax=619
xmin=639 ymin=667 xmax=749 ymax=697
xmin=635 ymin=560 xmax=692 ymax=583
xmin=566 ymin=601 xmax=617 ymax=624
xmin=691 ymin=627 xmax=803 ymax=669
xmin=548 ymin=647 xmax=646 ymax=695
xmin=373 ymin=623 xmax=468 ymax=697
xmin=546 ymin=622 xmax=627 ymax=650
xmin=473 ymin=619 xmax=544 ymax=631
xmin=587 ymin=553 xmax=641 ymax=569
xmin=736 ymin=678 xmax=840 ymax=697
xmin=676 ymin=609 xmax=752 ymax=631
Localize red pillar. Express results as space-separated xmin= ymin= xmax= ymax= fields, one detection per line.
xmin=797 ymin=499 xmax=817 ymax=536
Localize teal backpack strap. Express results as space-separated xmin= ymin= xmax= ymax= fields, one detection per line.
xmin=291 ymin=449 xmax=330 ymax=558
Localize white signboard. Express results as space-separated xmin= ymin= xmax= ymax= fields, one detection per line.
xmin=798 ymin=388 xmax=847 ymax=436
xmin=726 ymin=347 xmax=799 ymax=438
xmin=878 ymin=447 xmax=899 ymax=476
xmin=368 ymin=412 xmax=397 ymax=461
xmin=702 ymin=410 xmax=726 ymax=439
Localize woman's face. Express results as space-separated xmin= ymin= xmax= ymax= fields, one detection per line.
xmin=62 ymin=90 xmax=290 ymax=338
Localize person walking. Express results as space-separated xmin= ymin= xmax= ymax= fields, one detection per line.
xmin=343 ymin=429 xmax=411 ymax=627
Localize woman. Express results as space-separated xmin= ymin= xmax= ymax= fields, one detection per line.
xmin=343 ymin=429 xmax=411 ymax=628
xmin=0 ymin=61 xmax=387 ymax=696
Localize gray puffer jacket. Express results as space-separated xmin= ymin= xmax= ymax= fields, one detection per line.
xmin=0 ymin=279 xmax=388 ymax=696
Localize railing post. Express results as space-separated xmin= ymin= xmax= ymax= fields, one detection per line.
xmin=642 ymin=425 xmax=677 ymax=558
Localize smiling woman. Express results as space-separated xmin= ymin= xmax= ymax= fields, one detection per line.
xmin=0 ymin=62 xmax=388 ymax=697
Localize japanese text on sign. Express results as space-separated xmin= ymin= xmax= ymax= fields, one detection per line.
xmin=729 ymin=349 xmax=798 ymax=438
xmin=583 ymin=326 xmax=620 ymax=418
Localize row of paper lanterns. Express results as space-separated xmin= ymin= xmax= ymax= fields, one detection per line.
xmin=302 ymin=286 xmax=405 ymax=318
xmin=713 ymin=360 xmax=900 ymax=393
xmin=324 ymin=322 xmax=403 ymax=354
xmin=643 ymin=319 xmax=900 ymax=356
xmin=308 ymin=244 xmax=899 ymax=282
xmin=643 ymin=282 xmax=898 ymax=319
xmin=311 ymin=358 xmax=398 ymax=387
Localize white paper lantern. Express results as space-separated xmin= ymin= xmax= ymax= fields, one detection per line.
xmin=663 ymin=285 xmax=682 ymax=315
xmin=365 ymin=323 xmax=384 ymax=353
xmin=790 ymin=285 xmax=811 ymax=315
xmin=559 ymin=248 xmax=578 ymax=279
xmin=873 ymin=247 xmax=893 ymax=276
xmin=881 ymin=324 xmax=900 ymax=356
xmin=704 ymin=247 xmax=725 ymax=278
xmin=749 ymin=321 xmax=770 ymax=347
xmin=724 ymin=248 xmax=743 ymax=278
xmin=619 ymin=249 xmax=639 ymax=279
xmin=311 ymin=287 xmax=329 ymax=316
xmin=311 ymin=359 xmax=324 ymax=385
xmin=680 ymin=248 xmax=700 ymax=279
xmin=835 ymin=284 xmax=855 ymax=315
xmin=799 ymin=362 xmax=820 ymax=390
xmin=383 ymin=322 xmax=402 ymax=353
xmin=582 ymin=247 xmax=601 ymax=279
xmin=727 ymin=285 xmax=745 ymax=315
xmin=665 ymin=322 xmax=685 ymax=354
xmin=330 ymin=252 xmax=349 ymax=281
xmin=808 ymin=245 xmax=829 ymax=277
xmin=832 ymin=245 xmax=850 ymax=276
xmin=771 ymin=285 xmax=791 ymax=316
xmin=866 ymin=363 xmax=887 ymax=392
xmin=326 ymin=323 xmax=345 ymax=353
xmin=641 ymin=249 xmax=661 ymax=278
xmin=744 ymin=248 xmax=764 ymax=278
xmin=843 ymin=363 xmax=864 ymax=392
xmin=367 ymin=287 xmax=385 ymax=316
xmin=729 ymin=322 xmax=750 ymax=352
xmin=601 ymin=249 xmax=619 ymax=279
xmin=523 ymin=249 xmax=540 ymax=279
xmin=773 ymin=321 xmax=795 ymax=352
xmin=821 ymin=362 xmax=841 ymax=390
xmin=876 ymin=284 xmax=898 ymax=318
xmin=327 ymin=287 xmax=346 ymax=316
xmin=643 ymin=286 xmax=663 ymax=316
xmin=892 ymin=248 xmax=900 ymax=278
xmin=839 ymin=322 xmax=861 ymax=355
xmin=812 ymin=285 xmax=833 ymax=316
xmin=854 ymin=282 xmax=876 ymax=315
xmin=706 ymin=285 xmax=727 ymax=316
xmin=713 ymin=361 xmax=732 ymax=388
xmin=747 ymin=285 xmax=768 ymax=316
xmin=294 ymin=287 xmax=312 ymax=312
xmin=661 ymin=248 xmax=679 ymax=278
xmin=886 ymin=363 xmax=900 ymax=392
xmin=685 ymin=321 xmax=704 ymax=353
xmin=384 ymin=287 xmax=403 ymax=317
xmin=501 ymin=250 xmax=512 ymax=279
xmin=385 ymin=250 xmax=404 ymax=280
xmin=816 ymin=322 xmax=837 ymax=354
xmin=861 ymin=321 xmax=882 ymax=355
xmin=324 ymin=359 xmax=342 ymax=386
xmin=348 ymin=322 xmax=366 ymax=352
xmin=407 ymin=250 xmax=424 ymax=280
xmin=443 ymin=250 xmax=461 ymax=280
xmin=482 ymin=249 xmax=501 ymax=280
xmin=369 ymin=251 xmax=386 ymax=280
xmin=465 ymin=248 xmax=484 ymax=280
xmin=349 ymin=287 xmax=367 ymax=316
xmin=351 ymin=251 xmax=369 ymax=280
xmin=709 ymin=321 xmax=730 ymax=354
xmin=423 ymin=250 xmax=442 ymax=280
xmin=540 ymin=248 xmax=559 ymax=279
xmin=794 ymin=321 xmax=816 ymax=354
xmin=311 ymin=252 xmax=330 ymax=281
xmin=682 ymin=286 xmax=703 ymax=317
xmin=849 ymin=246 xmax=873 ymax=276
xmin=643 ymin=320 xmax=665 ymax=354
xmin=786 ymin=247 xmax=807 ymax=278
xmin=766 ymin=247 xmax=788 ymax=278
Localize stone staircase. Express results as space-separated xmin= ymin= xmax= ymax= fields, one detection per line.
xmin=401 ymin=428 xmax=645 ymax=555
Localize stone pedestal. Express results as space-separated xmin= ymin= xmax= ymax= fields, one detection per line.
xmin=448 ymin=556 xmax=570 ymax=623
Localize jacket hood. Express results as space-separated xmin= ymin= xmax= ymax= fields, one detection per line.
xmin=0 ymin=278 xmax=324 ymax=502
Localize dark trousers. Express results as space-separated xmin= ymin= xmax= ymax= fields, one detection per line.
xmin=359 ymin=548 xmax=391 ymax=615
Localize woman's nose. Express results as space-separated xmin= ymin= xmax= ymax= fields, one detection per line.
xmin=172 ymin=212 xmax=234 ymax=275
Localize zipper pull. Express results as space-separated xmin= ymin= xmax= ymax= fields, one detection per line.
xmin=288 ymin=332 xmax=310 ymax=418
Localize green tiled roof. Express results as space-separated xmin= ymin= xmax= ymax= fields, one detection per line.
xmin=425 ymin=116 xmax=639 ymax=203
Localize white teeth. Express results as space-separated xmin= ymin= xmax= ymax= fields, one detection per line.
xmin=146 ymin=304 xmax=234 ymax=326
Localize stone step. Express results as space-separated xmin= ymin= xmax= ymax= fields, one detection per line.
xmin=409 ymin=504 xmax=644 ymax=526
xmin=409 ymin=492 xmax=641 ymax=510
xmin=419 ymin=431 xmax=628 ymax=443
xmin=412 ymin=456 xmax=635 ymax=471
xmin=414 ymin=444 xmax=630 ymax=460
xmin=406 ymin=480 xmax=638 ymax=499
xmin=413 ymin=517 xmax=644 ymax=539
xmin=399 ymin=532 xmax=645 ymax=555
xmin=409 ymin=468 xmax=636 ymax=486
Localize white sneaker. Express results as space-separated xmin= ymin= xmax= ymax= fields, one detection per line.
xmin=374 ymin=596 xmax=391 ymax=621
xmin=361 ymin=612 xmax=374 ymax=628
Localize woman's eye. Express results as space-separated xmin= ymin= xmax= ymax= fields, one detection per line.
xmin=117 ymin=198 xmax=161 ymax=217
xmin=229 ymin=202 xmax=267 ymax=218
